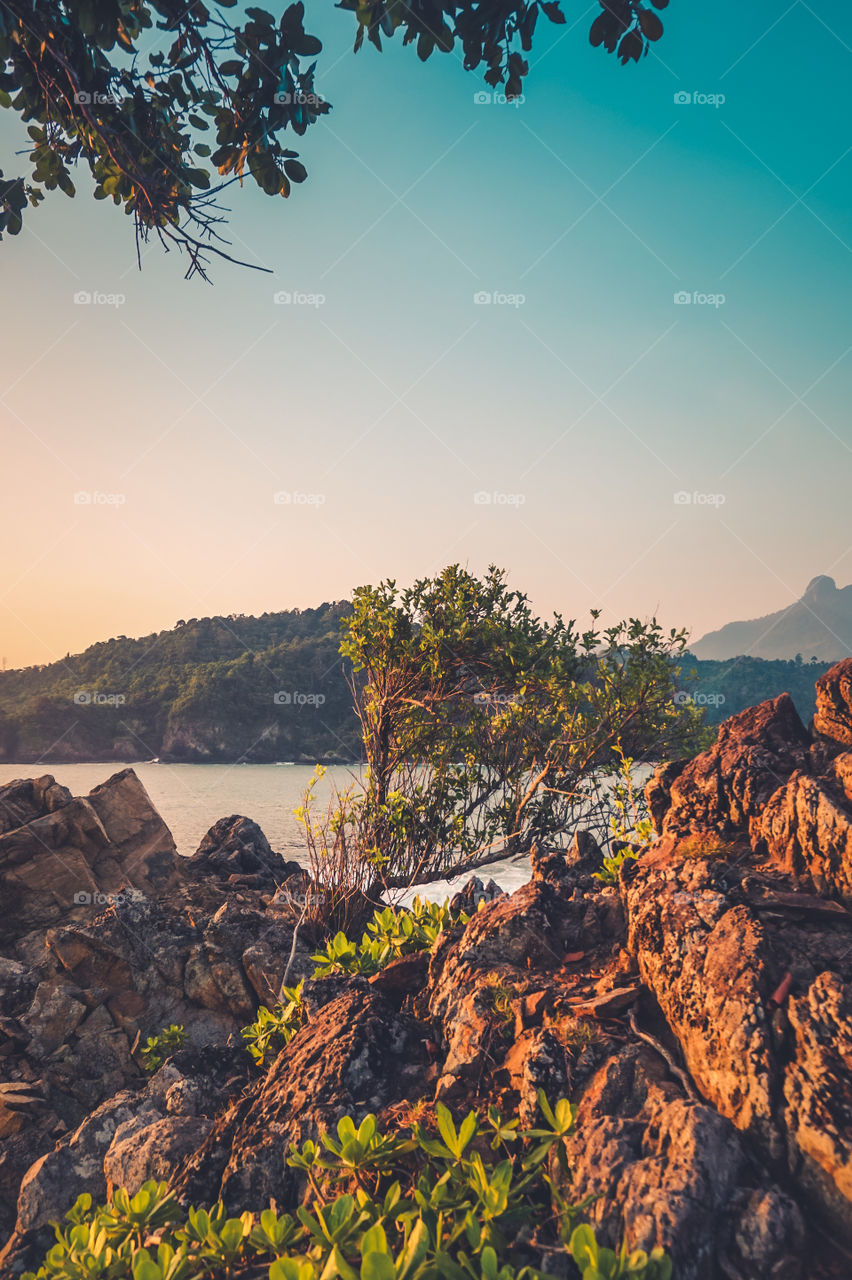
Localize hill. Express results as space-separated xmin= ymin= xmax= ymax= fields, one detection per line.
xmin=692 ymin=575 xmax=852 ymax=661
xmin=0 ymin=607 xmax=838 ymax=763
xmin=0 ymin=605 xmax=361 ymax=764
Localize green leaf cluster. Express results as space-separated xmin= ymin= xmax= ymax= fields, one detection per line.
xmin=139 ymin=1024 xmax=188 ymax=1074
xmin=23 ymin=1095 xmax=671 ymax=1280
xmin=311 ymin=898 xmax=469 ymax=979
xmin=241 ymin=984 xmax=306 ymax=1067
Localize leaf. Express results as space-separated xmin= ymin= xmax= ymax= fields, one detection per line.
xmin=361 ymin=1251 xmax=396 ymax=1280
xmin=638 ymin=10 xmax=664 ymax=40
xmin=540 ymin=3 xmax=566 ymax=24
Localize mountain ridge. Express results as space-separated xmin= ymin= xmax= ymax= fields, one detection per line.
xmin=692 ymin=575 xmax=852 ymax=661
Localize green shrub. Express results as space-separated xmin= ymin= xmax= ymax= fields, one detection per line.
xmin=311 ymin=897 xmax=469 ymax=979
xmin=23 ymin=1094 xmax=671 ymax=1280
xmin=241 ymin=984 xmax=306 ymax=1067
xmin=139 ymin=1024 xmax=188 ymax=1074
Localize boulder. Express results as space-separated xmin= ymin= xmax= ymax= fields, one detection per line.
xmin=646 ymin=694 xmax=811 ymax=845
xmin=183 ymin=816 xmax=303 ymax=889
xmin=0 ymin=769 xmax=180 ymax=946
xmin=172 ymin=985 xmax=429 ymax=1211
xmin=760 ymin=771 xmax=852 ymax=902
xmin=813 ymin=658 xmax=852 ymax=747
xmin=0 ymin=776 xmax=72 ymax=837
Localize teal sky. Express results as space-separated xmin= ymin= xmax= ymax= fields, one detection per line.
xmin=2 ymin=1 xmax=852 ymax=667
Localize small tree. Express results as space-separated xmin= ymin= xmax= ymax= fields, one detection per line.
xmin=301 ymin=565 xmax=703 ymax=902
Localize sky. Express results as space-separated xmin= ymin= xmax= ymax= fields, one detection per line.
xmin=2 ymin=1 xmax=852 ymax=669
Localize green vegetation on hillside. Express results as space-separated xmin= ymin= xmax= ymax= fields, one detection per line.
xmin=679 ymin=653 xmax=832 ymax=727
xmin=0 ymin=600 xmax=834 ymax=765
xmin=0 ymin=604 xmax=359 ymax=763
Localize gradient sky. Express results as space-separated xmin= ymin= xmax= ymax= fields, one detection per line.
xmin=2 ymin=1 xmax=852 ymax=669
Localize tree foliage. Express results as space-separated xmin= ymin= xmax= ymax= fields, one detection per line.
xmin=302 ymin=564 xmax=703 ymax=893
xmin=0 ymin=0 xmax=672 ymax=275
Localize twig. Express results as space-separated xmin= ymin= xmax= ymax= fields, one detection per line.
xmin=628 ymin=1007 xmax=699 ymax=1100
xmin=279 ymin=897 xmax=309 ymax=994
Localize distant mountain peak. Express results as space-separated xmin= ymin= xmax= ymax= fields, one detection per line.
xmin=692 ymin=576 xmax=852 ymax=662
xmin=803 ymin=574 xmax=837 ymax=602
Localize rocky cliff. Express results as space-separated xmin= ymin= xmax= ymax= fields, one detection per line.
xmin=2 ymin=664 xmax=852 ymax=1277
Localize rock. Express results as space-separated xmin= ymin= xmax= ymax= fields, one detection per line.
xmin=183 ymin=816 xmax=303 ymax=889
xmin=530 ymin=831 xmax=602 ymax=882
xmin=448 ymin=874 xmax=505 ymax=915
xmin=760 ymin=771 xmax=852 ymax=902
xmin=368 ymin=951 xmax=430 ymax=1002
xmin=21 ymin=980 xmax=86 ymax=1060
xmin=0 ymin=776 xmax=72 ymax=836
xmin=0 ymin=769 xmax=180 ymax=946
xmin=646 ymin=695 xmax=811 ymax=845
xmin=813 ymin=658 xmax=852 ymax=747
xmin=172 ymin=986 xmax=429 ymax=1211
xmin=104 ymin=1114 xmax=214 ymax=1194
xmin=625 ymin=854 xmax=779 ymax=1157
xmin=562 ymin=1046 xmax=805 ymax=1280
xmin=8 ymin=1091 xmax=141 ymax=1250
xmin=783 ymin=972 xmax=852 ymax=1238
xmin=0 ymin=1082 xmax=46 ymax=1141
xmin=4 ymin=712 xmax=852 ymax=1280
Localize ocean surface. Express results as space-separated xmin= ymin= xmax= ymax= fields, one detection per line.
xmin=0 ymin=760 xmax=534 ymax=900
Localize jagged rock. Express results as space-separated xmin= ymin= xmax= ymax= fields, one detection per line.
xmin=172 ymin=986 xmax=429 ymax=1211
xmin=104 ymin=1115 xmax=214 ymax=1195
xmin=562 ymin=1046 xmax=805 ymax=1280
xmin=5 ymin=711 xmax=852 ymax=1280
xmin=0 ymin=769 xmax=180 ymax=945
xmin=624 ymin=854 xmax=779 ymax=1157
xmin=783 ymin=972 xmax=852 ymax=1238
xmin=530 ymin=830 xmax=601 ymax=883
xmin=1 ymin=1046 xmax=253 ymax=1271
xmin=5 ymin=1091 xmax=142 ymax=1266
xmin=646 ymin=694 xmax=811 ymax=845
xmin=448 ymin=875 xmax=504 ymax=915
xmin=183 ymin=816 xmax=303 ymax=889
xmin=0 ymin=777 xmax=72 ymax=836
xmin=813 ymin=658 xmax=852 ymax=746
xmin=760 ymin=771 xmax=852 ymax=902
xmin=20 ymin=980 xmax=86 ymax=1061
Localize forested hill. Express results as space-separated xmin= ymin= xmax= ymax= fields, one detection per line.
xmin=682 ymin=653 xmax=834 ymax=726
xmin=0 ymin=611 xmax=835 ymax=764
xmin=0 ymin=604 xmax=361 ymax=764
